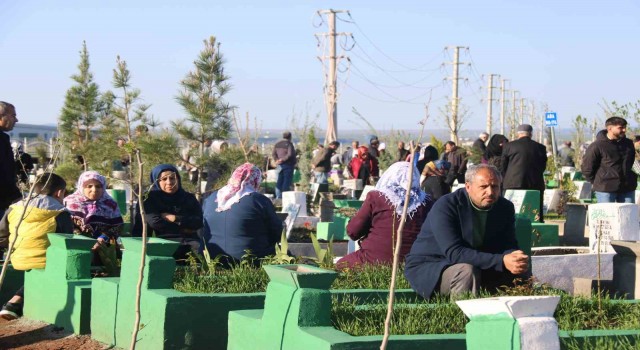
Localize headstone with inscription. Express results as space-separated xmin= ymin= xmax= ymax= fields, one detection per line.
xmin=543 ymin=189 xmax=562 ymax=214
xmin=588 ymin=203 xmax=640 ymax=253
xmin=504 ymin=190 xmax=541 ymax=223
xmin=281 ymin=191 xmax=307 ymax=216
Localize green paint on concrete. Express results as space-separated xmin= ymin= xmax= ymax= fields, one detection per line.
xmin=228 ymin=264 xmax=466 ymax=350
xmin=316 ymin=200 xmax=363 ymax=240
xmin=504 ymin=190 xmax=540 ymax=223
xmin=514 ymin=215 xmax=532 ymax=257
xmin=24 ymin=234 xmax=95 ymax=334
xmin=333 ymin=200 xmax=363 ymax=209
xmin=531 ymin=223 xmax=560 ymax=247
xmin=465 ymin=315 xmax=520 ymax=350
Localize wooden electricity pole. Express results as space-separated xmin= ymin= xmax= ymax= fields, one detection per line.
xmin=485 ymin=74 xmax=499 ymax=134
xmin=447 ymin=46 xmax=467 ymax=143
xmin=317 ymin=9 xmax=349 ymax=144
xmin=500 ymin=78 xmax=509 ymax=135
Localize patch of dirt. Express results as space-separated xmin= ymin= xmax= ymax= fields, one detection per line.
xmin=0 ymin=318 xmax=115 ymax=349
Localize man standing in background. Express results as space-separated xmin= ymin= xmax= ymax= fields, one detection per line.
xmin=272 ymin=131 xmax=297 ymax=199
xmin=500 ymin=124 xmax=547 ymax=222
xmin=0 ymin=102 xmax=22 ymax=217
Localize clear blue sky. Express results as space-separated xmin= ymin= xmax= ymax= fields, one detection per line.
xmin=1 ymin=0 xmax=638 ymax=134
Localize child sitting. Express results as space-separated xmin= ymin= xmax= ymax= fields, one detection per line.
xmin=0 ymin=173 xmax=73 ymax=320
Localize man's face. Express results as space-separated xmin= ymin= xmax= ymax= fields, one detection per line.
xmin=352 ymin=141 xmax=359 ymax=149
xmin=329 ymin=143 xmax=338 ymax=150
xmin=398 ymin=142 xmax=404 ymax=149
xmin=0 ymin=106 xmax=18 ymax=132
xmin=445 ymin=144 xmax=452 ymax=152
xmin=465 ymin=168 xmax=501 ymax=209
xmin=480 ymin=134 xmax=488 ymax=142
xmin=371 ymin=141 xmax=379 ymax=149
xmin=607 ymin=124 xmax=626 ymax=140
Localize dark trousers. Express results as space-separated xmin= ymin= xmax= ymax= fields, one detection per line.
xmin=438 ymin=263 xmax=531 ymax=297
xmin=276 ymin=164 xmax=294 ymax=199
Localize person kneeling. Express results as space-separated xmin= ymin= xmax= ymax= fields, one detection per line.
xmin=405 ymin=164 xmax=529 ymax=299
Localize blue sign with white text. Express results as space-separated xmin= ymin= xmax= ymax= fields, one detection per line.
xmin=545 ymin=112 xmax=558 ymax=127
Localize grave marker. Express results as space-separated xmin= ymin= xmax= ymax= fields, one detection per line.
xmin=543 ymin=189 xmax=562 ymax=214
xmin=588 ymin=203 xmax=640 ymax=253
xmin=504 ymin=190 xmax=540 ymax=223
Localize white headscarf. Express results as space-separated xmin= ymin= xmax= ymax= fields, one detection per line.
xmin=375 ymin=162 xmax=428 ymax=217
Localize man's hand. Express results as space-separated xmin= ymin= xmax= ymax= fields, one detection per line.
xmin=161 ymin=213 xmax=177 ymax=223
xmin=503 ymin=250 xmax=529 ymax=275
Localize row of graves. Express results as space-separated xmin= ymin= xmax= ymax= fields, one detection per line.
xmin=3 ymin=167 xmax=640 ymax=349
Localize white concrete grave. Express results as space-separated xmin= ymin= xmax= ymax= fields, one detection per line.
xmin=457 ymin=296 xmax=561 ymax=350
xmin=588 ymin=203 xmax=640 ymax=253
xmin=635 ymin=191 xmax=640 ymax=205
xmin=543 ymin=189 xmax=562 ymax=214
xmin=266 ymin=169 xmax=278 ymax=183
xmin=573 ymin=181 xmax=592 ymax=200
xmin=281 ymin=191 xmax=308 ymax=217
xmin=342 ymin=179 xmax=363 ymax=190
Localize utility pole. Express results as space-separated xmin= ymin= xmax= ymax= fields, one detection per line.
xmin=446 ymin=46 xmax=467 ymax=143
xmin=316 ymin=9 xmax=350 ymax=144
xmin=499 ymin=78 xmax=509 ymax=135
xmin=519 ymin=98 xmax=526 ymax=124
xmin=510 ymin=90 xmax=519 ymax=139
xmin=485 ymin=74 xmax=499 ymax=134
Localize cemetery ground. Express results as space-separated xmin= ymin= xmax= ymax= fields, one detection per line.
xmin=0 ymin=318 xmax=112 ymax=349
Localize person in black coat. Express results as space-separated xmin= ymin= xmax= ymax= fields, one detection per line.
xmin=582 ymin=117 xmax=637 ymax=203
xmin=133 ymin=164 xmax=203 ymax=262
xmin=0 ymin=102 xmax=21 ymax=216
xmin=499 ymin=124 xmax=547 ymax=222
xmin=405 ymin=164 xmax=528 ymax=299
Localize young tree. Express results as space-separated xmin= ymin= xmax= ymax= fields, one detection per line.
xmin=59 ymin=41 xmax=107 ymax=170
xmin=439 ymin=101 xmax=470 ymax=143
xmin=173 ymin=36 xmax=233 ymax=199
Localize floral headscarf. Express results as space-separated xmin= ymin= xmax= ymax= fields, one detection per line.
xmin=216 ymin=163 xmax=262 ymax=212
xmin=63 ymin=171 xmax=123 ymax=237
xmin=375 ymin=162 xmax=428 ymax=217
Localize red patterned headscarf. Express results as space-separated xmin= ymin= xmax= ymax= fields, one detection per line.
xmin=215 ymin=163 xmax=262 ymax=212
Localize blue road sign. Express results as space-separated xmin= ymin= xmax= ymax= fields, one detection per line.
xmin=545 ymin=112 xmax=558 ymax=127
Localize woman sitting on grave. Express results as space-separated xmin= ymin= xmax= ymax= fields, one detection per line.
xmin=346 ymin=145 xmax=379 ymax=186
xmin=336 ymin=161 xmax=434 ymax=269
xmin=132 ymin=164 xmax=203 ymax=262
xmin=202 ymin=163 xmax=282 ymax=266
xmin=64 ymin=171 xmax=124 ymax=264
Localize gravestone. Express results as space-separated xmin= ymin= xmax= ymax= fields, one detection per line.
xmin=531 ymin=223 xmax=559 ymax=247
xmin=283 ymin=204 xmax=300 ymax=239
xmin=342 ymin=179 xmax=363 ymax=190
xmin=504 ymin=190 xmax=540 ymax=223
xmin=281 ymin=191 xmax=307 ymax=216
xmin=359 ymin=185 xmax=375 ymax=200
xmin=563 ymin=203 xmax=588 ymax=246
xmin=635 ymin=191 xmax=640 ymax=205
xmin=610 ymin=240 xmax=640 ymax=299
xmin=588 ymin=203 xmax=640 ymax=253
xmin=543 ymin=189 xmax=562 ymax=214
xmin=573 ymin=181 xmax=592 ymax=200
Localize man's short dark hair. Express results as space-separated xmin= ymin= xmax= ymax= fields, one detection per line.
xmin=329 ymin=141 xmax=340 ymax=147
xmin=282 ymin=131 xmax=292 ymax=140
xmin=605 ymin=116 xmax=627 ymax=127
xmin=635 ymin=135 xmax=640 ymax=142
xmin=445 ymin=141 xmax=456 ymax=147
xmin=34 ymin=173 xmax=66 ymax=196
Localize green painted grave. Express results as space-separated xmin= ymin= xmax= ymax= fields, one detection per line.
xmin=531 ymin=223 xmax=560 ymax=247
xmin=504 ymin=190 xmax=540 ymax=223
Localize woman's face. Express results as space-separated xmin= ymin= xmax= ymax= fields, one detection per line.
xmin=83 ymin=179 xmax=104 ymax=201
xmin=158 ymin=170 xmax=179 ymax=194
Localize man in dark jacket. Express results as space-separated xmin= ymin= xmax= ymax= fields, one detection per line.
xmin=444 ymin=141 xmax=467 ymax=187
xmin=0 ymin=102 xmax=21 ymax=217
xmin=405 ymin=164 xmax=528 ymax=299
xmin=472 ymin=132 xmax=489 ymax=155
xmin=271 ymin=131 xmax=297 ymax=199
xmin=396 ymin=141 xmax=409 ymax=163
xmin=500 ymin=124 xmax=547 ymax=222
xmin=558 ymin=141 xmax=575 ymax=167
xmin=582 ymin=117 xmax=636 ymax=203
xmin=311 ymin=141 xmax=339 ymax=184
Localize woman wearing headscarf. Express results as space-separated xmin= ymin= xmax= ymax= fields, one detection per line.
xmin=336 ymin=162 xmax=434 ymax=269
xmin=347 ymin=145 xmax=379 ymax=185
xmin=132 ymin=164 xmax=203 ymax=262
xmin=202 ymin=163 xmax=282 ymax=265
xmin=484 ymin=134 xmax=509 ymax=169
xmin=420 ymin=145 xmax=451 ymax=200
xmin=64 ymin=171 xmax=124 ymax=250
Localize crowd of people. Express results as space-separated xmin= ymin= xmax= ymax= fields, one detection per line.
xmin=0 ymin=98 xmax=638 ymax=321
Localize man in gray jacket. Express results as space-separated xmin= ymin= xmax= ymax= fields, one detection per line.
xmin=272 ymin=131 xmax=297 ymax=198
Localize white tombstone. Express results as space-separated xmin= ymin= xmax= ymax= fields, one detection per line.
xmin=573 ymin=181 xmax=592 ymax=200
xmin=281 ymin=191 xmax=307 ymax=216
xmin=343 ymin=179 xmax=363 ymax=190
xmin=543 ymin=189 xmax=562 ymax=214
xmin=266 ymin=169 xmax=279 ymax=183
xmin=452 ymin=184 xmax=466 ymax=192
xmin=588 ymin=203 xmax=640 ymax=253
xmin=359 ymin=185 xmax=375 ymax=201
xmin=635 ymin=191 xmax=640 ymax=205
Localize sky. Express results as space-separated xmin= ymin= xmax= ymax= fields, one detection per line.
xmin=1 ymin=0 xmax=639 ymax=136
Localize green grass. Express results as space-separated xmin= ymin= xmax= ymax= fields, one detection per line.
xmin=173 ymin=261 xmax=411 ymax=294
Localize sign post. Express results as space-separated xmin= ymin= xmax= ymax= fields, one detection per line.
xmin=545 ymin=112 xmax=560 ymax=184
